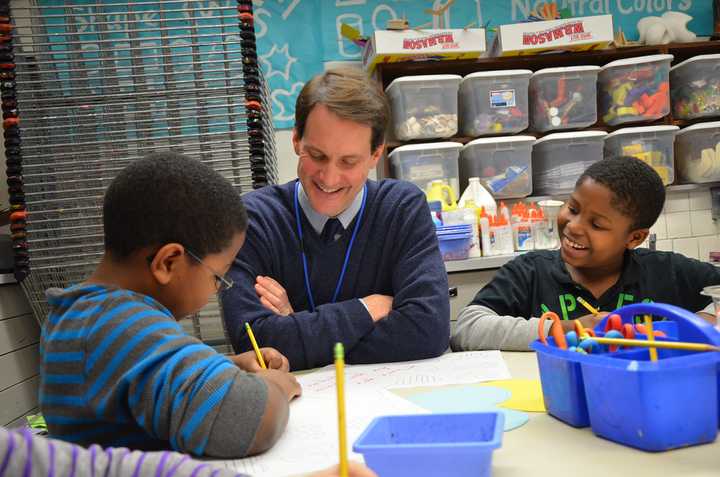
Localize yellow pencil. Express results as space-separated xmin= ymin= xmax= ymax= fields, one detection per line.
xmin=335 ymin=343 xmax=348 ymax=477
xmin=576 ymin=296 xmax=600 ymax=316
xmin=245 ymin=322 xmax=266 ymax=369
xmin=644 ymin=315 xmax=658 ymax=362
xmin=584 ymin=336 xmax=720 ymax=352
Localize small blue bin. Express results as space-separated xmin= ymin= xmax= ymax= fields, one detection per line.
xmin=578 ymin=303 xmax=720 ymax=451
xmin=437 ymin=232 xmax=472 ymax=261
xmin=353 ymin=412 xmax=503 ymax=477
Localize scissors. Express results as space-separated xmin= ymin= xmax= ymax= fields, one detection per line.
xmin=538 ymin=311 xmax=568 ymax=350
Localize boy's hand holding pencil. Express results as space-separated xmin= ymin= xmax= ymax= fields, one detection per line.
xmin=230 ymin=348 xmax=290 ymax=372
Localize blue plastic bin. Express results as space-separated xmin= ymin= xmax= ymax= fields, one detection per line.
xmin=353 ymin=412 xmax=504 ymax=477
xmin=532 ymin=336 xmax=646 ymax=427
xmin=578 ymin=303 xmax=720 ymax=451
xmin=437 ymin=232 xmax=472 ymax=261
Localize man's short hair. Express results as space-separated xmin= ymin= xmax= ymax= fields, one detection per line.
xmin=295 ymin=67 xmax=389 ymax=152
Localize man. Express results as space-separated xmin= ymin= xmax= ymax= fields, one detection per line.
xmin=222 ymin=68 xmax=450 ymax=370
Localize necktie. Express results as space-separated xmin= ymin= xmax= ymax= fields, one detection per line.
xmin=321 ymin=218 xmax=343 ymax=243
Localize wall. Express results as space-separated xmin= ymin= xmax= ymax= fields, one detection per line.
xmin=650 ymin=188 xmax=719 ymax=261
xmin=0 ymin=283 xmax=40 ymax=427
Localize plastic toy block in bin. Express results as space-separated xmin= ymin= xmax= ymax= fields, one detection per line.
xmin=459 ymin=70 xmax=532 ymax=137
xmin=534 ymin=302 xmax=720 ymax=452
xmin=389 ymin=142 xmax=462 ymax=199
xmin=599 ymin=54 xmax=673 ymax=126
xmin=436 ymin=224 xmax=472 ymax=261
xmin=460 ymin=136 xmax=535 ymax=199
xmin=353 ymin=412 xmax=504 ymax=477
xmin=670 ymin=54 xmax=720 ymax=121
xmin=529 ymin=66 xmax=600 ymax=132
xmin=604 ymin=125 xmax=678 ymax=185
xmin=386 ymin=75 xmax=462 ymax=140
xmin=675 ymin=122 xmax=720 ymax=184
xmin=531 ymin=131 xmax=606 ymax=196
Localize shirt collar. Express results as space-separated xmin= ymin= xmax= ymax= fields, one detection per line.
xmin=297 ymin=181 xmax=365 ymax=235
xmin=551 ymin=249 xmax=642 ymax=287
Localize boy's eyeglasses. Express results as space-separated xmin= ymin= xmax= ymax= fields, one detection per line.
xmin=184 ymin=248 xmax=234 ymax=292
xmin=146 ymin=247 xmax=234 ymax=292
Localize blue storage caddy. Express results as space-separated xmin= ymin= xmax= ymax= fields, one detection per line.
xmin=353 ymin=412 xmax=503 ymax=477
xmin=531 ymin=334 xmax=645 ymax=428
xmin=535 ymin=303 xmax=720 ymax=451
xmin=577 ymin=303 xmax=720 ymax=451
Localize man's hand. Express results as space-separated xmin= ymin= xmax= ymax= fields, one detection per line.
xmin=255 ymin=276 xmax=294 ymax=315
xmin=230 ymin=348 xmax=290 ymax=372
xmin=362 ymin=294 xmax=393 ymax=322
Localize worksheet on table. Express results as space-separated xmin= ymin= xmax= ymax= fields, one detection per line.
xmin=297 ymin=350 xmax=512 ymax=395
xmin=218 ymin=387 xmax=427 ymax=476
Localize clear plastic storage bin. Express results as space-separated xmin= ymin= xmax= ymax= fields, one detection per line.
xmin=532 ymin=131 xmax=607 ymax=195
xmin=459 ymin=70 xmax=532 ymax=137
xmin=460 ymin=136 xmax=535 ymax=199
xmin=599 ymin=54 xmax=673 ymax=126
xmin=670 ymin=54 xmax=720 ymax=120
xmin=675 ymin=121 xmax=720 ymax=184
xmin=529 ymin=66 xmax=600 ymax=132
xmin=386 ymin=74 xmax=462 ymax=140
xmin=604 ymin=125 xmax=678 ymax=185
xmin=388 ymin=142 xmax=462 ymax=198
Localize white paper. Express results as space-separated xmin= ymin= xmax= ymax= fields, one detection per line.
xmin=297 ymin=351 xmax=511 ymax=395
xmin=219 ymin=387 xmax=427 ymax=476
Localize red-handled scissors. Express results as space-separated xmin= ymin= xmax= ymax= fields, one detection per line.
xmin=539 ymin=311 xmax=568 ymax=350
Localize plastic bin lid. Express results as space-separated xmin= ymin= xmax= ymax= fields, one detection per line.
xmin=671 ymin=53 xmax=720 ymax=71
xmin=605 ymin=125 xmax=679 ymax=139
xmin=388 ymin=141 xmax=463 ymax=158
xmin=462 ymin=69 xmax=532 ymax=81
xmin=676 ymin=121 xmax=720 ymax=136
xmin=601 ymin=54 xmax=673 ymax=70
xmin=534 ymin=130 xmax=607 ymax=145
xmin=464 ymin=135 xmax=536 ymax=149
xmin=386 ymin=74 xmax=462 ymax=93
xmin=531 ymin=65 xmax=601 ymax=77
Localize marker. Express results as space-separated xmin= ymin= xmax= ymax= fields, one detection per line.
xmin=245 ymin=322 xmax=267 ymax=369
xmin=540 ymin=304 xmax=550 ymax=315
xmin=335 ymin=343 xmax=348 ymax=477
xmin=576 ymin=296 xmax=600 ymax=316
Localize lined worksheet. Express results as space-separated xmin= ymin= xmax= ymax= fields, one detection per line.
xmin=297 ymin=350 xmax=512 ymax=395
xmin=220 ymin=387 xmax=427 ymax=476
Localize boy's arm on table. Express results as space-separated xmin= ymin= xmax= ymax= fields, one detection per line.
xmin=450 ymin=256 xmax=547 ymax=351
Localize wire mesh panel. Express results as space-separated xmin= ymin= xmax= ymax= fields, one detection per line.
xmin=4 ymin=0 xmax=276 ymax=349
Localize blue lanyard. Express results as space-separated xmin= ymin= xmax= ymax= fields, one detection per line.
xmin=293 ymin=181 xmax=367 ymax=312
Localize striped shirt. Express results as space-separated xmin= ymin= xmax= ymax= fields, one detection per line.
xmin=0 ymin=426 xmax=247 ymax=477
xmin=40 ymin=284 xmax=268 ymax=458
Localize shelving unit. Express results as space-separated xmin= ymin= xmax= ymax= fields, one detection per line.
xmin=375 ymin=40 xmax=720 ymax=178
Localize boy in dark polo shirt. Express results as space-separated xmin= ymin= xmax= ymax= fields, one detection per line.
xmin=451 ymin=156 xmax=720 ymax=351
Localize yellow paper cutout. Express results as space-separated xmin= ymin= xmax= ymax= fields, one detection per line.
xmin=479 ymin=379 xmax=546 ymax=412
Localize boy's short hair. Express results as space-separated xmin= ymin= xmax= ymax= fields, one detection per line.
xmin=576 ymin=156 xmax=665 ymax=230
xmin=103 ymin=151 xmax=247 ymax=259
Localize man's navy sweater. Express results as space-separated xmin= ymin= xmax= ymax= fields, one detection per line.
xmin=221 ymin=179 xmax=450 ymax=370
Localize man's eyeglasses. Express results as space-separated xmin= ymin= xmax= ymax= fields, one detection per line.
xmin=184 ymin=248 xmax=234 ymax=292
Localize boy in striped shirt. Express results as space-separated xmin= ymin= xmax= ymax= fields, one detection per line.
xmin=38 ymin=152 xmax=302 ymax=458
